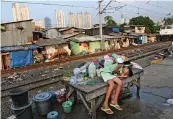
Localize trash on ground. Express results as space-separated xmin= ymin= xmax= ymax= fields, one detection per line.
xmin=167 ymin=99 xmax=173 ymax=105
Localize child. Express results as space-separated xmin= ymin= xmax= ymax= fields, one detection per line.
xmin=101 ymin=53 xmax=133 ymax=114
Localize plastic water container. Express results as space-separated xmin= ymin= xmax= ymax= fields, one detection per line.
xmin=88 ymin=62 xmax=96 ymax=78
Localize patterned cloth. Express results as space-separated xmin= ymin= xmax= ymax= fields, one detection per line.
xmin=101 ymin=58 xmax=123 ymax=82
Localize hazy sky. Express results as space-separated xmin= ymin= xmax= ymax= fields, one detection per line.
xmin=1 ymin=0 xmax=173 ymax=26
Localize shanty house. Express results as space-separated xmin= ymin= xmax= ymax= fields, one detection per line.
xmin=84 ymin=25 xmax=114 ymax=36
xmin=127 ymin=33 xmax=147 ymax=44
xmin=124 ymin=25 xmax=145 ymax=33
xmin=59 ymin=27 xmax=84 ymax=35
xmin=45 ymin=28 xmax=61 ymax=39
xmin=70 ymin=35 xmax=122 ymax=55
xmin=1 ymin=19 xmax=33 ymax=46
xmin=35 ymin=38 xmax=71 ymax=61
xmin=1 ymin=45 xmax=39 ymax=70
xmin=57 ymin=33 xmax=84 ymax=39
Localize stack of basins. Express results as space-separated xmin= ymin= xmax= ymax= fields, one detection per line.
xmin=10 ymin=87 xmax=33 ymax=119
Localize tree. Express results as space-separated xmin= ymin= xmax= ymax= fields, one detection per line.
xmin=119 ymin=23 xmax=127 ymax=32
xmin=104 ymin=16 xmax=117 ymax=26
xmin=129 ymin=16 xmax=155 ymax=33
xmin=164 ymin=16 xmax=173 ymax=25
xmin=154 ymin=25 xmax=160 ymax=33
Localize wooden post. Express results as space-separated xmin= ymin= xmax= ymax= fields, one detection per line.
xmin=136 ymin=77 xmax=140 ymax=98
xmin=90 ymin=99 xmax=96 ymax=119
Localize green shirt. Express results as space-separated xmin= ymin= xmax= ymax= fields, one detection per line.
xmin=102 ymin=59 xmax=123 ymax=75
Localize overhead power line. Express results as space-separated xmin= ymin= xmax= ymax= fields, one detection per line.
xmin=162 ymin=1 xmax=173 ymax=7
xmin=101 ymin=0 xmax=112 ymax=14
xmin=135 ymin=0 xmax=173 ymax=12
xmin=113 ymin=0 xmax=168 ymax=16
xmin=105 ymin=5 xmax=127 ymax=11
xmin=2 ymin=0 xmax=96 ymax=9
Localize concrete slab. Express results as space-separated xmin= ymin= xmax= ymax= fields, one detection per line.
xmin=141 ymin=59 xmax=173 ymax=88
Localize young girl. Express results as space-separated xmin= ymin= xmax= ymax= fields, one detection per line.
xmin=101 ymin=53 xmax=133 ymax=114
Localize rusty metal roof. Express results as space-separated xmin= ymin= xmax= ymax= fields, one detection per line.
xmin=1 ymin=19 xmax=33 ymax=25
xmin=35 ymin=38 xmax=68 ymax=47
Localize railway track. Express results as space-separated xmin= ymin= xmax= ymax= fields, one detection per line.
xmin=1 ymin=41 xmax=171 ymax=119
xmin=2 ymin=41 xmax=171 ymax=75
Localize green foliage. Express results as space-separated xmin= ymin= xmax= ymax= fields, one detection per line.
xmin=154 ymin=25 xmax=160 ymax=33
xmin=129 ymin=16 xmax=155 ymax=33
xmin=104 ymin=16 xmax=117 ymax=26
xmin=119 ymin=23 xmax=127 ymax=32
xmin=164 ymin=16 xmax=173 ymax=25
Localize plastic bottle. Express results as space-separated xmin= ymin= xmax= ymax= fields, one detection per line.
xmin=69 ymin=76 xmax=77 ymax=85
xmin=76 ymin=73 xmax=84 ymax=82
xmin=96 ymin=68 xmax=101 ymax=77
xmin=88 ymin=62 xmax=96 ymax=78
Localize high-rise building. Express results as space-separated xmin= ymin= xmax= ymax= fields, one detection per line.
xmin=68 ymin=12 xmax=75 ymax=27
xmin=84 ymin=12 xmax=91 ymax=28
xmin=76 ymin=12 xmax=83 ymax=28
xmin=33 ymin=20 xmax=45 ymax=28
xmin=125 ymin=18 xmax=130 ymax=25
xmin=44 ymin=17 xmax=52 ymax=29
xmin=121 ymin=12 xmax=126 ymax=24
xmin=12 ymin=3 xmax=30 ymax=21
xmin=55 ymin=10 xmax=65 ymax=28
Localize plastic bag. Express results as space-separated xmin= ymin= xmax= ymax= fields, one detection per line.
xmin=167 ymin=99 xmax=173 ymax=105
xmin=131 ymin=62 xmax=143 ymax=69
xmin=69 ymin=76 xmax=77 ymax=85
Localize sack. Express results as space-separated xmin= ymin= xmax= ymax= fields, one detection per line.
xmin=131 ymin=62 xmax=143 ymax=69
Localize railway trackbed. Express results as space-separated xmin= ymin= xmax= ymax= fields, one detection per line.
xmin=2 ymin=41 xmax=171 ymax=75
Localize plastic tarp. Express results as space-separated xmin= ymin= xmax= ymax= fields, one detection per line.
xmin=10 ymin=50 xmax=33 ymax=68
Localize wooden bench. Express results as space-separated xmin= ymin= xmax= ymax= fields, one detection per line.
xmin=66 ymin=68 xmax=144 ymax=119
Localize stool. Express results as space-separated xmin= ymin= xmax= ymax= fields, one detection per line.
xmin=47 ymin=111 xmax=59 ymax=119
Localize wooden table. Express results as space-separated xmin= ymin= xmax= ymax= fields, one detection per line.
xmin=66 ymin=68 xmax=144 ymax=119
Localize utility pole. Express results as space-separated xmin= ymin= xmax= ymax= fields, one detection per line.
xmin=98 ymin=0 xmax=104 ymax=50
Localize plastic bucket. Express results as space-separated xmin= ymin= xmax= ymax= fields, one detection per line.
xmin=33 ymin=92 xmax=53 ymax=115
xmin=11 ymin=100 xmax=33 ymax=119
xmin=62 ymin=101 xmax=72 ymax=113
xmin=10 ymin=87 xmax=28 ymax=108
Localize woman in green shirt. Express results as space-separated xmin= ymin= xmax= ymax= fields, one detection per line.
xmin=101 ymin=54 xmax=133 ymax=114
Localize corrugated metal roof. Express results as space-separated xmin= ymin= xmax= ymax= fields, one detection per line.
xmin=57 ymin=33 xmax=81 ymax=39
xmin=129 ymin=33 xmax=147 ymax=36
xmin=73 ymin=35 xmax=120 ymax=42
xmin=95 ymin=35 xmax=122 ymax=39
xmin=73 ymin=36 xmax=100 ymax=42
xmin=1 ymin=45 xmax=39 ymax=52
xmin=35 ymin=38 xmax=68 ymax=47
xmin=59 ymin=27 xmax=81 ymax=32
xmin=1 ymin=19 xmax=33 ymax=25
